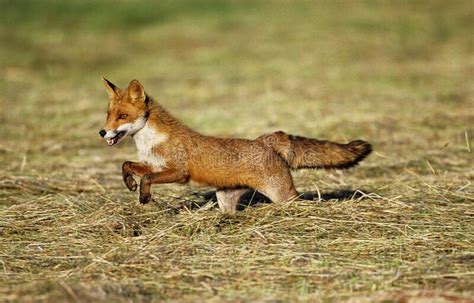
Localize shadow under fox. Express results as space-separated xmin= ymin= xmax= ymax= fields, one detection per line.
xmin=99 ymin=79 xmax=372 ymax=211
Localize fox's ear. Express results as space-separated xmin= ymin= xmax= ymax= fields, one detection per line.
xmin=102 ymin=77 xmax=121 ymax=99
xmin=127 ymin=79 xmax=145 ymax=103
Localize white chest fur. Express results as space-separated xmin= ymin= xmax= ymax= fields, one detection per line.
xmin=133 ymin=124 xmax=168 ymax=170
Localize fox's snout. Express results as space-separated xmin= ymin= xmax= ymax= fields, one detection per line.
xmin=99 ymin=129 xmax=106 ymax=137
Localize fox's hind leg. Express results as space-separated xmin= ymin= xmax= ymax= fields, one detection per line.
xmin=256 ymin=169 xmax=299 ymax=203
xmin=122 ymin=161 xmax=153 ymax=192
xmin=259 ymin=184 xmax=299 ymax=203
xmin=216 ymin=189 xmax=247 ymax=211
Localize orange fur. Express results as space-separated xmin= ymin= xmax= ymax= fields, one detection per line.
xmin=100 ymin=79 xmax=372 ymax=210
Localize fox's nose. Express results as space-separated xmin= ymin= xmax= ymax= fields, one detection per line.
xmin=99 ymin=129 xmax=106 ymax=137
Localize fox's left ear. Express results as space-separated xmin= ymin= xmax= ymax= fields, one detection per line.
xmin=102 ymin=77 xmax=121 ymax=99
xmin=127 ymin=79 xmax=145 ymax=103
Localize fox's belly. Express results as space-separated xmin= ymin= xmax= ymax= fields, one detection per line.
xmin=188 ymin=166 xmax=264 ymax=189
xmin=188 ymin=179 xmax=213 ymax=188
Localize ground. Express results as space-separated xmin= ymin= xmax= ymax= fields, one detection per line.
xmin=0 ymin=1 xmax=473 ymax=302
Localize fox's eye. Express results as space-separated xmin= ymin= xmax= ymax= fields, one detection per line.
xmin=118 ymin=114 xmax=128 ymax=120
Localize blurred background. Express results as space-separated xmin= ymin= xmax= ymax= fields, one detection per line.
xmin=2 ymin=0 xmax=471 ymax=168
xmin=0 ymin=1 xmax=473 ymax=301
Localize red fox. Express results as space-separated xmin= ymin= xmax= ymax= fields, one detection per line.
xmin=99 ymin=79 xmax=372 ymax=211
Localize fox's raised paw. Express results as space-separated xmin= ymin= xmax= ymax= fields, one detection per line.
xmin=139 ymin=193 xmax=152 ymax=204
xmin=123 ymin=175 xmax=137 ymax=192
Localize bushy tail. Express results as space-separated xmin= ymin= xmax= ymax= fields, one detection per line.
xmin=257 ymin=131 xmax=372 ymax=170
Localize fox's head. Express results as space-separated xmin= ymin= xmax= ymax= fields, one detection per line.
xmin=99 ymin=78 xmax=149 ymax=146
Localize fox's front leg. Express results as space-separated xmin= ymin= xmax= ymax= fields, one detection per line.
xmin=122 ymin=161 xmax=153 ymax=192
xmin=139 ymin=169 xmax=188 ymax=204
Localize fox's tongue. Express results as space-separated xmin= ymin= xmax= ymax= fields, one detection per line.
xmin=107 ymin=139 xmax=115 ymax=146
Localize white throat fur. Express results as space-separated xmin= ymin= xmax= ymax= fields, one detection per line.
xmin=133 ymin=122 xmax=168 ymax=170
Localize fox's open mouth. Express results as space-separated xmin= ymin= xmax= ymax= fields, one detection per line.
xmin=106 ymin=131 xmax=126 ymax=146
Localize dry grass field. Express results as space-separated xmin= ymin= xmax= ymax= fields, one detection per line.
xmin=1 ymin=0 xmax=473 ymax=302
